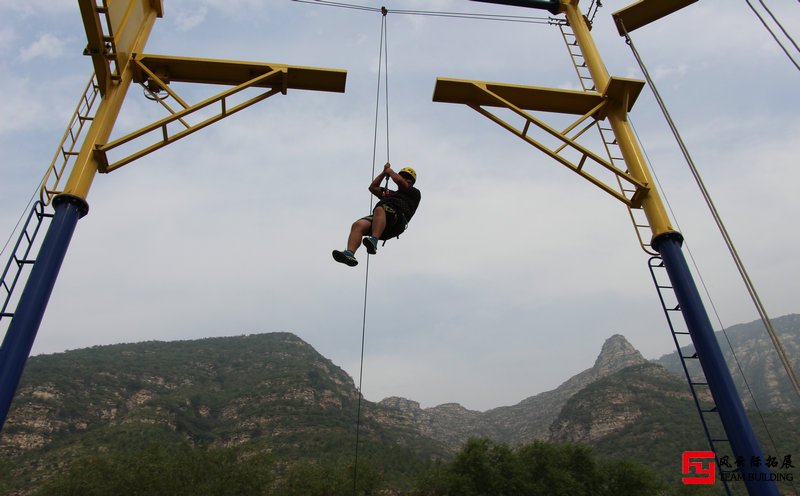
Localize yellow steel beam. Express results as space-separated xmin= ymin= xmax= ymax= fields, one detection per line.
xmin=67 ymin=1 xmax=161 ymax=199
xmin=131 ymin=54 xmax=347 ymax=93
xmin=433 ymin=76 xmax=644 ymax=117
xmin=612 ymin=0 xmax=698 ymax=35
xmin=78 ymin=0 xmax=112 ymax=95
xmin=563 ymin=0 xmax=675 ymax=239
xmin=94 ymin=56 xmax=347 ymax=172
xmin=604 ymin=77 xmax=645 ymax=119
xmin=78 ymin=0 xmax=164 ymax=96
xmin=434 ymin=78 xmax=604 ymax=115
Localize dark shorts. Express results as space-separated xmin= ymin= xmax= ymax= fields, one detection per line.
xmin=362 ymin=204 xmax=407 ymax=240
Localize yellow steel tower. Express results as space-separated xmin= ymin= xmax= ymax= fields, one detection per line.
xmin=436 ymin=1 xmax=779 ymax=494
xmin=0 ymin=0 xmax=346 ymax=431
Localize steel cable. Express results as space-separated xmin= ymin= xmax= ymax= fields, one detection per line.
xmin=353 ymin=10 xmax=389 ymax=496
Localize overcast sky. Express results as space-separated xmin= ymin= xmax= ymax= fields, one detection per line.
xmin=1 ymin=0 xmax=798 ymax=412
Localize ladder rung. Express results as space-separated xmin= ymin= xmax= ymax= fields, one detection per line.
xmin=691 ymin=382 xmax=708 ymax=387
xmin=1 ymin=312 xmax=14 ymax=318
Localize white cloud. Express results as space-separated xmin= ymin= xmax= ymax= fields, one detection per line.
xmin=173 ymin=5 xmax=209 ymax=32
xmin=2 ymin=0 xmax=798 ymax=413
xmin=0 ymin=0 xmax=73 ymax=16
xmin=0 ymin=26 xmax=14 ymax=51
xmin=19 ymin=33 xmax=64 ymax=62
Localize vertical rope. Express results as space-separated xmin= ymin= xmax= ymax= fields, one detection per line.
xmin=383 ymin=10 xmax=390 ymax=163
xmin=353 ymin=9 xmax=389 ymax=496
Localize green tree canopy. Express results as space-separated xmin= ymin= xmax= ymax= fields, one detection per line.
xmin=412 ymin=438 xmax=665 ymax=496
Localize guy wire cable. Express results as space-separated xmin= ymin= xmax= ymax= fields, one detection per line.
xmin=754 ymin=0 xmax=800 ymax=54
xmin=744 ymin=0 xmax=800 ymax=71
xmin=620 ymin=21 xmax=800 ymax=401
xmin=353 ymin=9 xmax=389 ymax=495
xmin=630 ymin=114 xmax=783 ymax=459
xmin=291 ymin=0 xmax=554 ymax=24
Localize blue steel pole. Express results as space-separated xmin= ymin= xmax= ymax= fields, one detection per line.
xmin=654 ymin=232 xmax=779 ymax=495
xmin=0 ymin=194 xmax=88 ymax=431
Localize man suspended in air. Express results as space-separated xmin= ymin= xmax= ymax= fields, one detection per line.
xmin=332 ymin=163 xmax=421 ymax=267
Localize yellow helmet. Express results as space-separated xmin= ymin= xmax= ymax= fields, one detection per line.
xmin=399 ymin=166 xmax=417 ymax=182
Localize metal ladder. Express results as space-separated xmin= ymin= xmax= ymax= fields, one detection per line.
xmin=1 ymin=73 xmax=99 ymax=336
xmin=558 ymin=22 xmax=656 ymax=256
xmin=0 ymin=203 xmax=53 ymax=329
xmin=559 ymin=22 xmax=596 ymax=92
xmin=649 ymin=257 xmax=734 ymax=494
xmin=560 ymin=19 xmax=734 ymax=491
xmin=40 ymin=74 xmax=100 ymax=205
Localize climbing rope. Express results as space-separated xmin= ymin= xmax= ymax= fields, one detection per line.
xmin=619 ymin=23 xmax=800 ymax=403
xmin=352 ymin=8 xmax=389 ymax=495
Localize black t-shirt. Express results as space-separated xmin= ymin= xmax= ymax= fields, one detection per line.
xmin=377 ymin=186 xmax=421 ymax=221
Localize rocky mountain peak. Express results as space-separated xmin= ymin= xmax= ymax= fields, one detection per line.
xmin=379 ymin=396 xmax=421 ymax=412
xmin=592 ymin=334 xmax=646 ymax=375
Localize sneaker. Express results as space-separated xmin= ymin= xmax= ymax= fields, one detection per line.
xmin=362 ymin=236 xmax=378 ymax=255
xmin=332 ymin=249 xmax=358 ymax=267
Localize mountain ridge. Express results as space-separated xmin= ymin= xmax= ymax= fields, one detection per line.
xmin=377 ymin=333 xmax=648 ymax=449
xmin=2 ymin=314 xmax=798 ymax=494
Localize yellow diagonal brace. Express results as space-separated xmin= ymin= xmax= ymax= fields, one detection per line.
xmin=134 ymin=60 xmax=192 ymax=130
xmin=473 ymin=103 xmax=634 ymax=206
xmin=557 ymin=98 xmax=609 ymax=149
xmin=96 ymin=68 xmax=286 ymax=172
xmin=471 ymin=82 xmax=647 ymax=206
xmin=134 ymin=58 xmax=191 ymax=110
xmin=475 ymin=83 xmax=611 ymax=167
xmin=554 ymin=119 xmax=597 ymax=155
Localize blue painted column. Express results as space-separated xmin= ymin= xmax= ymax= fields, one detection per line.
xmin=0 ymin=194 xmax=88 ymax=430
xmin=654 ymin=232 xmax=779 ymax=495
